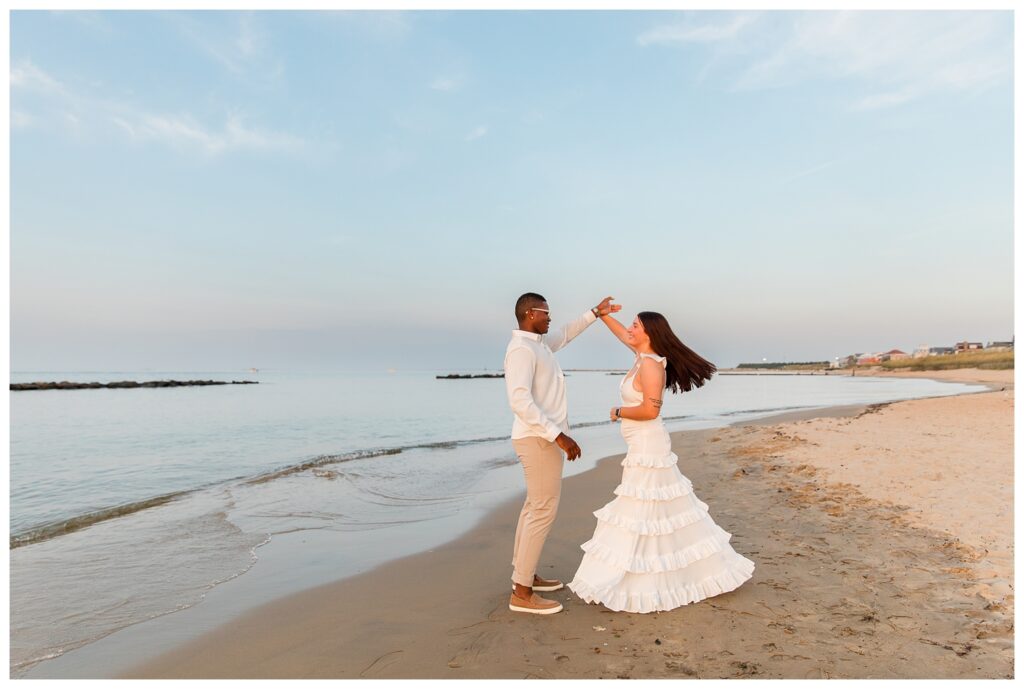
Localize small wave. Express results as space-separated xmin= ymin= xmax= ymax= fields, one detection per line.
xmin=573 ymin=414 xmax=693 ymax=428
xmin=245 ymin=434 xmax=515 ymax=486
xmin=414 ymin=440 xmax=459 ymax=450
xmin=11 ymin=523 xmax=272 ymax=675
xmin=407 ymin=434 xmax=509 ymax=450
xmin=11 ymin=649 xmax=65 ymax=675
xmin=341 ymin=475 xmax=469 ymax=505
xmin=10 ymin=490 xmax=194 ymax=549
xmin=244 ymin=447 xmax=403 ymax=485
xmin=720 ymin=405 xmax=809 ymax=417
xmin=483 ymin=455 xmax=520 ymax=469
xmin=10 ymin=432 xmax=538 ymax=549
xmin=573 ymin=419 xmax=618 ymax=429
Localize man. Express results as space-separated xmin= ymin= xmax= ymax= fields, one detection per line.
xmin=504 ymin=292 xmax=620 ymax=614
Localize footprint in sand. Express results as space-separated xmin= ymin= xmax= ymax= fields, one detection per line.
xmin=664 ymin=660 xmax=697 ymax=675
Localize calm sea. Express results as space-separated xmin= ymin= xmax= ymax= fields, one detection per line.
xmin=9 ymin=368 xmax=986 ymax=675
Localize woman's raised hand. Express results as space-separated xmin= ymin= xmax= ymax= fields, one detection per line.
xmin=594 ymin=296 xmax=621 ymax=317
xmin=596 ymin=298 xmax=633 ymax=350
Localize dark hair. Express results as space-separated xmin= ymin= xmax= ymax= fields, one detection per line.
xmin=637 ymin=311 xmax=716 ymax=393
xmin=515 ymin=292 xmax=546 ymax=322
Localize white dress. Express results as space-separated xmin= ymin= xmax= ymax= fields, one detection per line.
xmin=568 ymin=353 xmax=755 ymax=613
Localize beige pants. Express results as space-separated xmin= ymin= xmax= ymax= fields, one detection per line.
xmin=510 ymin=436 xmax=565 ymax=587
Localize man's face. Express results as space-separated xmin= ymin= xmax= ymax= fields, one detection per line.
xmin=527 ymin=301 xmax=551 ymax=334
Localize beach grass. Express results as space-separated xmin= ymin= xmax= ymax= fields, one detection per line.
xmin=880 ymin=350 xmax=1014 ymax=371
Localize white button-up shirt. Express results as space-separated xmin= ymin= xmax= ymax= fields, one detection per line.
xmin=504 ymin=309 xmax=598 ymax=441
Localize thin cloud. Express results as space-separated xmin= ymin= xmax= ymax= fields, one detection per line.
xmin=855 ymin=88 xmax=918 ymax=111
xmin=11 ymin=58 xmax=305 ymax=155
xmin=11 ymin=110 xmax=33 ymax=128
xmin=732 ymin=11 xmax=1010 ymax=109
xmin=465 ymin=125 xmax=488 ymax=142
xmin=10 ymin=59 xmax=68 ymax=95
xmin=637 ymin=13 xmax=756 ymax=46
xmin=168 ymin=12 xmax=283 ymax=84
xmin=429 ymin=76 xmax=462 ymax=92
xmin=222 ymin=115 xmax=303 ymax=153
xmin=235 ymin=14 xmax=259 ymax=58
xmin=49 ymin=10 xmax=115 ymax=36
xmin=642 ymin=11 xmax=1011 ymax=111
xmin=315 ymin=10 xmax=413 ymax=43
xmin=780 ymin=159 xmax=842 ymax=185
xmin=120 ymin=112 xmax=304 ymax=155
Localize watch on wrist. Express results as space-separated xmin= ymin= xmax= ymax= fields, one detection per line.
xmin=592 ymin=306 xmax=600 ymax=317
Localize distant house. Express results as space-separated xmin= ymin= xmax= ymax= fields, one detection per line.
xmin=987 ymin=341 xmax=1014 ymax=350
xmin=913 ymin=345 xmax=930 ymax=358
xmin=857 ymin=354 xmax=881 ymax=366
xmin=929 ymin=346 xmax=955 ymax=356
xmin=956 ymin=341 xmax=983 ymax=352
xmin=881 ymin=349 xmax=910 ymax=362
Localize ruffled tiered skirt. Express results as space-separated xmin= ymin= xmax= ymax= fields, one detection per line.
xmin=568 ymin=419 xmax=755 ymax=613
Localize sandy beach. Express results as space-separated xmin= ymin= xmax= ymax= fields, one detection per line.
xmin=124 ymin=368 xmax=1013 ymax=680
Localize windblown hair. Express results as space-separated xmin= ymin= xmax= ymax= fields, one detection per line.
xmin=638 ymin=311 xmax=716 ymax=393
xmin=515 ymin=292 xmax=547 ymax=323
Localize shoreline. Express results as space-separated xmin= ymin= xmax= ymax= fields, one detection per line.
xmin=122 ymin=405 xmax=870 ymax=680
xmin=20 ymin=369 xmax=1010 ymax=679
xmin=121 ymin=368 xmax=1010 ymax=680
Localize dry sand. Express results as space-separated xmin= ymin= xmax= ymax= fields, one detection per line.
xmin=125 ymin=369 xmax=1013 ymax=679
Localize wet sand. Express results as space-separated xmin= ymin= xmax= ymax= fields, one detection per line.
xmin=125 ymin=369 xmax=1013 ymax=679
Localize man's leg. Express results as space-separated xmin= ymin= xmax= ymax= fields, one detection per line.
xmin=510 ymin=496 xmax=530 ymax=574
xmin=510 ymin=436 xmax=564 ymax=588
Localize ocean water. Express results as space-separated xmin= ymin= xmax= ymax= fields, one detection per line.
xmin=9 ymin=368 xmax=986 ymax=675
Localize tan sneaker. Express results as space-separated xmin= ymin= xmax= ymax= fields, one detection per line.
xmin=532 ymin=575 xmax=564 ymax=592
xmin=509 ymin=591 xmax=563 ymax=615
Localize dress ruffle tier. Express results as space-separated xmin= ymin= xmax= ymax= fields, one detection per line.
xmin=568 ymin=449 xmax=755 ymax=613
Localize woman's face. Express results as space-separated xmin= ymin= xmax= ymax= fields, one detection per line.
xmin=626 ymin=316 xmax=650 ymax=348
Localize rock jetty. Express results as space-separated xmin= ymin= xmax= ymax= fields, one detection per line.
xmin=10 ymin=380 xmax=259 ymax=391
xmin=435 ymin=373 xmax=504 ymax=379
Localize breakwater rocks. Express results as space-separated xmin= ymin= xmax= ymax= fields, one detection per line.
xmin=10 ymin=380 xmax=259 ymax=391
xmin=435 ymin=373 xmax=504 ymax=379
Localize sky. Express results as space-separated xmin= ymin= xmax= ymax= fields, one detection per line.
xmin=8 ymin=9 xmax=1015 ymax=371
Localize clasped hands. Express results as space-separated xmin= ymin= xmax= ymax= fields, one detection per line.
xmin=594 ymin=295 xmax=621 ymax=318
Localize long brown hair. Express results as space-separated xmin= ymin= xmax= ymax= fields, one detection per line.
xmin=638 ymin=311 xmax=716 ymax=393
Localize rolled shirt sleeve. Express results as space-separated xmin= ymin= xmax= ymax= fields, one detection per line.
xmin=504 ymin=346 xmax=562 ymax=442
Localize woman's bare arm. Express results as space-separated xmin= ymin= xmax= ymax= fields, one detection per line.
xmin=613 ymin=358 xmax=665 ymax=421
xmin=600 ymin=314 xmax=636 ymax=352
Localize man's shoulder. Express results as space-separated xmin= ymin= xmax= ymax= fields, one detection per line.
xmin=505 ymin=337 xmax=535 ymax=356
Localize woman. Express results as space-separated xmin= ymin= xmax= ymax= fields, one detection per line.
xmin=567 ymin=311 xmax=755 ymax=613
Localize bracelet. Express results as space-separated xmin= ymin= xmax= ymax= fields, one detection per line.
xmin=592 ymin=307 xmax=600 ymax=317
xmin=614 ymin=407 xmax=621 ymax=420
